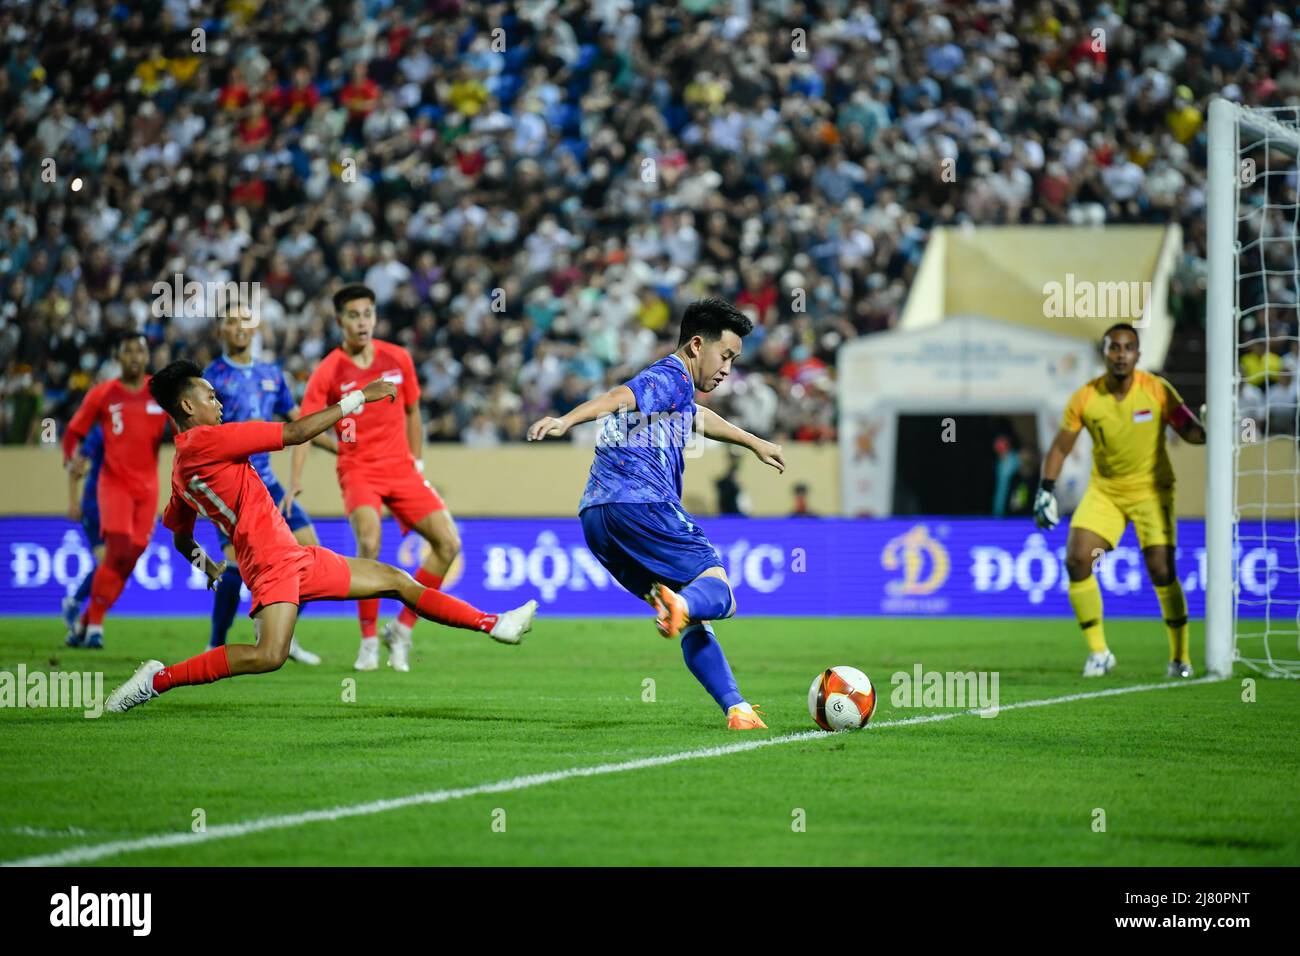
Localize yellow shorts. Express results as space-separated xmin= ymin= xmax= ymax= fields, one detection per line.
xmin=1070 ymin=483 xmax=1176 ymax=550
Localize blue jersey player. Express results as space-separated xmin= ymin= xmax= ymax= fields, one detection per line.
xmin=63 ymin=424 xmax=106 ymax=647
xmin=527 ymin=298 xmax=785 ymax=729
xmin=202 ymin=309 xmax=336 ymax=663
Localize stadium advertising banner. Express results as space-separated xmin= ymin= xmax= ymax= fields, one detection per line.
xmin=1 ymin=516 xmax=1289 ymax=619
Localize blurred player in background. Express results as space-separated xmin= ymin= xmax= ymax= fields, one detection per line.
xmin=291 ymin=284 xmax=463 ymax=674
xmin=1035 ymin=323 xmax=1206 ymax=677
xmin=203 ymin=308 xmax=338 ymax=664
xmin=60 ymin=332 xmax=168 ymax=649
xmin=62 ymin=424 xmax=104 ymax=646
xmin=528 ymin=298 xmax=785 ymax=730
xmin=105 ymin=362 xmax=536 ymax=714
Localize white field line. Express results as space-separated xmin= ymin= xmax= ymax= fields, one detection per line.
xmin=2 ymin=676 xmax=1217 ymax=867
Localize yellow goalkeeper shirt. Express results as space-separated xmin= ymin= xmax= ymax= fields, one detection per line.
xmin=1062 ymin=370 xmax=1183 ymax=495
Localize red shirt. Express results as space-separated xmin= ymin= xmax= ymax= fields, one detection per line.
xmin=163 ymin=421 xmax=300 ymax=589
xmin=238 ymin=114 xmax=271 ymax=146
xmin=736 ymin=285 xmax=777 ymax=324
xmin=63 ymin=378 xmax=167 ymax=490
xmin=340 ymin=78 xmax=380 ymax=118
xmin=300 ymin=339 xmax=419 ymax=474
xmin=218 ymin=83 xmax=249 ymax=111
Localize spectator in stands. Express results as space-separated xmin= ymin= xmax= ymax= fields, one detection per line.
xmin=2 ymin=0 xmax=1290 ymax=448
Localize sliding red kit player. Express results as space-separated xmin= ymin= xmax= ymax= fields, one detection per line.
xmin=60 ymin=333 xmax=168 ymax=648
xmin=105 ymin=361 xmax=537 ymax=714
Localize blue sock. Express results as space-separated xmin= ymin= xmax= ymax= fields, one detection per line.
xmin=680 ymin=622 xmax=743 ymax=712
xmin=679 ymin=576 xmax=734 ymax=621
xmin=210 ymin=565 xmax=244 ymax=648
xmin=73 ymin=566 xmax=95 ymax=605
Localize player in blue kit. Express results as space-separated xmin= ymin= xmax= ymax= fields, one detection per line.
xmin=202 ymin=309 xmax=336 ymax=663
xmin=63 ymin=424 xmax=105 ymax=647
xmin=527 ymin=298 xmax=785 ymax=729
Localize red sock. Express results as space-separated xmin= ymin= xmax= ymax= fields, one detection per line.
xmin=358 ymin=598 xmax=379 ymax=639
xmin=415 ymin=588 xmax=497 ymax=633
xmin=87 ymin=535 xmax=139 ymax=625
xmin=397 ymin=568 xmax=444 ymax=627
xmin=153 ymin=647 xmax=232 ymax=694
xmin=86 ymin=563 xmax=126 ymax=625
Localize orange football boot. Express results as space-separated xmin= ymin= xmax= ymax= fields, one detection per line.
xmin=726 ymin=704 xmax=768 ymax=730
xmin=650 ymin=582 xmax=689 ymax=639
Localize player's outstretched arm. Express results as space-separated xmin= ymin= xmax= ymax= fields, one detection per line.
xmin=695 ymin=405 xmax=786 ymax=474
xmin=287 ymin=407 xmax=339 ymax=455
xmin=527 ymin=385 xmax=637 ymax=441
xmin=283 ymin=379 xmax=396 ymax=447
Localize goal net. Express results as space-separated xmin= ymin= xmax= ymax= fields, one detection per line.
xmin=1207 ymin=99 xmax=1300 ymax=678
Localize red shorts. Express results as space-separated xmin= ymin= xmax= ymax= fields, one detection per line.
xmin=340 ymin=463 xmax=445 ymax=533
xmin=249 ymin=545 xmax=353 ymax=617
xmin=97 ymin=478 xmax=157 ymax=547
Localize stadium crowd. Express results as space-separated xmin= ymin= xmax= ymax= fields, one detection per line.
xmin=1 ymin=0 xmax=1297 ymax=446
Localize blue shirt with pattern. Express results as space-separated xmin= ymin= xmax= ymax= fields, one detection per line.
xmin=203 ymin=354 xmax=296 ymax=487
xmin=580 ymin=354 xmax=697 ymax=511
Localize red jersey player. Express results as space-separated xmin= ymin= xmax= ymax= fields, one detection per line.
xmin=289 ymin=283 xmax=461 ymax=673
xmin=60 ymin=332 xmax=168 ymax=647
xmin=104 ymin=360 xmax=537 ymax=714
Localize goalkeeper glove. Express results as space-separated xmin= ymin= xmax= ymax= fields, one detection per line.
xmin=1033 ymin=479 xmax=1059 ymax=530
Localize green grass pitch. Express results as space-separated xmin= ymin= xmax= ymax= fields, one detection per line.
xmin=1 ymin=615 xmax=1297 ymax=866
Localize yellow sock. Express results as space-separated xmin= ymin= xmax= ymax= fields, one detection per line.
xmin=1068 ymin=576 xmax=1107 ymax=653
xmin=1155 ymin=581 xmax=1190 ymax=664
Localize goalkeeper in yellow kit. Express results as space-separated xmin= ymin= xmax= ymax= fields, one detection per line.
xmin=1035 ymin=323 xmax=1206 ymax=678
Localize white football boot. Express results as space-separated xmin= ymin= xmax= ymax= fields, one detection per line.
xmin=1082 ymin=650 xmax=1117 ymax=677
xmin=354 ymin=638 xmax=380 ymax=671
xmin=288 ymin=638 xmax=321 ymax=666
xmin=489 ymin=600 xmax=538 ymax=645
xmin=106 ymin=660 xmax=164 ymax=714
xmin=1166 ymin=661 xmax=1194 ymax=678
xmin=380 ymin=620 xmax=412 ymax=672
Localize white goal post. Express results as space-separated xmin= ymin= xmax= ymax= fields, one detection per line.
xmin=1206 ymin=98 xmax=1300 ymax=679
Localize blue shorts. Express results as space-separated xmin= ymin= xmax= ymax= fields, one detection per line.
xmin=216 ymin=477 xmax=311 ymax=550
xmin=80 ymin=500 xmax=102 ymax=549
xmin=580 ymin=501 xmax=723 ymax=600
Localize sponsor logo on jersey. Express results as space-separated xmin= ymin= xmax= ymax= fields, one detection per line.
xmin=1133 ymin=408 xmax=1153 ymax=423
xmin=382 ymin=370 xmax=404 ymax=385
xmin=146 ymin=401 xmax=164 ymax=414
xmin=261 ymin=378 xmax=278 ymax=391
xmin=340 ymin=380 xmax=357 ymax=391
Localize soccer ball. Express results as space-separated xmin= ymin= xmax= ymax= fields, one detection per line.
xmin=808 ymin=666 xmax=877 ymax=731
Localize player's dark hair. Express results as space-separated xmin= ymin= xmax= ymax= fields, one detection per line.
xmin=676 ymin=298 xmax=754 ymax=348
xmin=333 ymin=283 xmax=376 ymax=314
xmin=149 ymin=359 xmax=204 ymax=422
xmin=1101 ymin=322 xmax=1138 ymax=344
xmin=115 ymin=330 xmax=148 ymax=351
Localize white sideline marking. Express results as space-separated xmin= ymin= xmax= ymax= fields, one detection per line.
xmin=2 ymin=677 xmax=1216 ymax=867
xmin=2 ymin=826 xmax=100 ymax=839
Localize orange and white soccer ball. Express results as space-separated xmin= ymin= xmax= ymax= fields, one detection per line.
xmin=808 ymin=666 xmax=877 ymax=731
